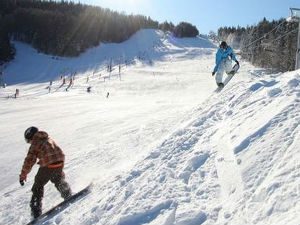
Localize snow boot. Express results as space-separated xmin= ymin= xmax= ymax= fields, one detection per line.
xmin=31 ymin=208 xmax=42 ymax=219
xmin=217 ymin=83 xmax=224 ymax=88
xmin=30 ymin=196 xmax=42 ymax=219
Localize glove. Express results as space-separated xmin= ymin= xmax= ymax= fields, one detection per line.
xmin=212 ymin=72 xmax=215 ymax=76
xmin=19 ymin=174 xmax=26 ymax=186
xmin=235 ymin=60 xmax=239 ymax=66
xmin=19 ymin=178 xmax=25 ymax=186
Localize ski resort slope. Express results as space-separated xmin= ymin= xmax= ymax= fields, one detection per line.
xmin=0 ymin=29 xmax=299 ymax=225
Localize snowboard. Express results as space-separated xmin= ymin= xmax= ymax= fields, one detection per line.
xmin=226 ymin=63 xmax=240 ymax=75
xmin=26 ymin=183 xmax=92 ymax=225
xmin=215 ymin=63 xmax=240 ymax=92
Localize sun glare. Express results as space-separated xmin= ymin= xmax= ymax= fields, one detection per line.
xmin=90 ymin=0 xmax=150 ymax=15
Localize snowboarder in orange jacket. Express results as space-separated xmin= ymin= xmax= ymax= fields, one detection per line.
xmin=20 ymin=127 xmax=72 ymax=218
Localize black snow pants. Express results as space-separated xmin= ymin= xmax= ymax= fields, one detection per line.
xmin=30 ymin=165 xmax=72 ymax=218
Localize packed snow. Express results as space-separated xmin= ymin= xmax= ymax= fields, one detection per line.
xmin=0 ymin=29 xmax=299 ymax=225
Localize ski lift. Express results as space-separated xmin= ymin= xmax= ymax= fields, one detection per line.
xmin=286 ymin=8 xmax=300 ymax=22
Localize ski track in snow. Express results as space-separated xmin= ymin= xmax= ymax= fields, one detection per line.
xmin=1 ymin=29 xmax=300 ymax=225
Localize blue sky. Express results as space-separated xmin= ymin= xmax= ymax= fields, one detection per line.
xmin=77 ymin=0 xmax=299 ymax=34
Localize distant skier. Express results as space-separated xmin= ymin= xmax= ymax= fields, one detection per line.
xmin=69 ymin=77 xmax=73 ymax=85
xmin=212 ymin=41 xmax=239 ymax=87
xmin=19 ymin=127 xmax=72 ymax=219
xmin=48 ymin=81 xmax=52 ymax=93
xmin=0 ymin=70 xmax=4 ymax=87
xmin=15 ymin=89 xmax=19 ymax=98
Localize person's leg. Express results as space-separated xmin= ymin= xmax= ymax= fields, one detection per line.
xmin=31 ymin=167 xmax=51 ymax=218
xmin=224 ymin=59 xmax=233 ymax=74
xmin=50 ymin=167 xmax=72 ymax=200
xmin=215 ymin=60 xmax=226 ymax=85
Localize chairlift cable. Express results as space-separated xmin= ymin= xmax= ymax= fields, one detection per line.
xmin=244 ymin=20 xmax=287 ymax=48
xmin=248 ymin=27 xmax=298 ymax=51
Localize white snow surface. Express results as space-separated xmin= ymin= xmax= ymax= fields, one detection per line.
xmin=0 ymin=29 xmax=300 ymax=225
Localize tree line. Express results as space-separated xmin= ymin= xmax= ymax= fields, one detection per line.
xmin=0 ymin=0 xmax=159 ymax=60
xmin=159 ymin=21 xmax=199 ymax=38
xmin=214 ymin=17 xmax=298 ymax=72
xmin=0 ymin=0 xmax=199 ymax=64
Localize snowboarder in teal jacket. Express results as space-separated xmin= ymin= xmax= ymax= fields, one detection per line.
xmin=212 ymin=41 xmax=239 ymax=87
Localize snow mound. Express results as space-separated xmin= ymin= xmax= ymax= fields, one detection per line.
xmin=71 ymin=70 xmax=299 ymax=225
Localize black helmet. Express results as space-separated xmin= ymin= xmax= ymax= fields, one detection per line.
xmin=24 ymin=127 xmax=38 ymax=143
xmin=219 ymin=41 xmax=227 ymax=49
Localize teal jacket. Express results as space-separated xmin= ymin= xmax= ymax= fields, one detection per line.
xmin=213 ymin=46 xmax=237 ymax=73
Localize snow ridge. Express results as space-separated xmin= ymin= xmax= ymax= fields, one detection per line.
xmin=79 ymin=71 xmax=300 ymax=225
xmin=48 ymin=71 xmax=299 ymax=225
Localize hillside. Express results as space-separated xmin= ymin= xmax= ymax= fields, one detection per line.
xmin=0 ymin=29 xmax=299 ymax=225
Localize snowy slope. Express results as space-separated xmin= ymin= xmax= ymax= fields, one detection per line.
xmin=0 ymin=29 xmax=299 ymax=225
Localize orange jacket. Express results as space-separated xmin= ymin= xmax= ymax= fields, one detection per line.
xmin=20 ymin=131 xmax=65 ymax=180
